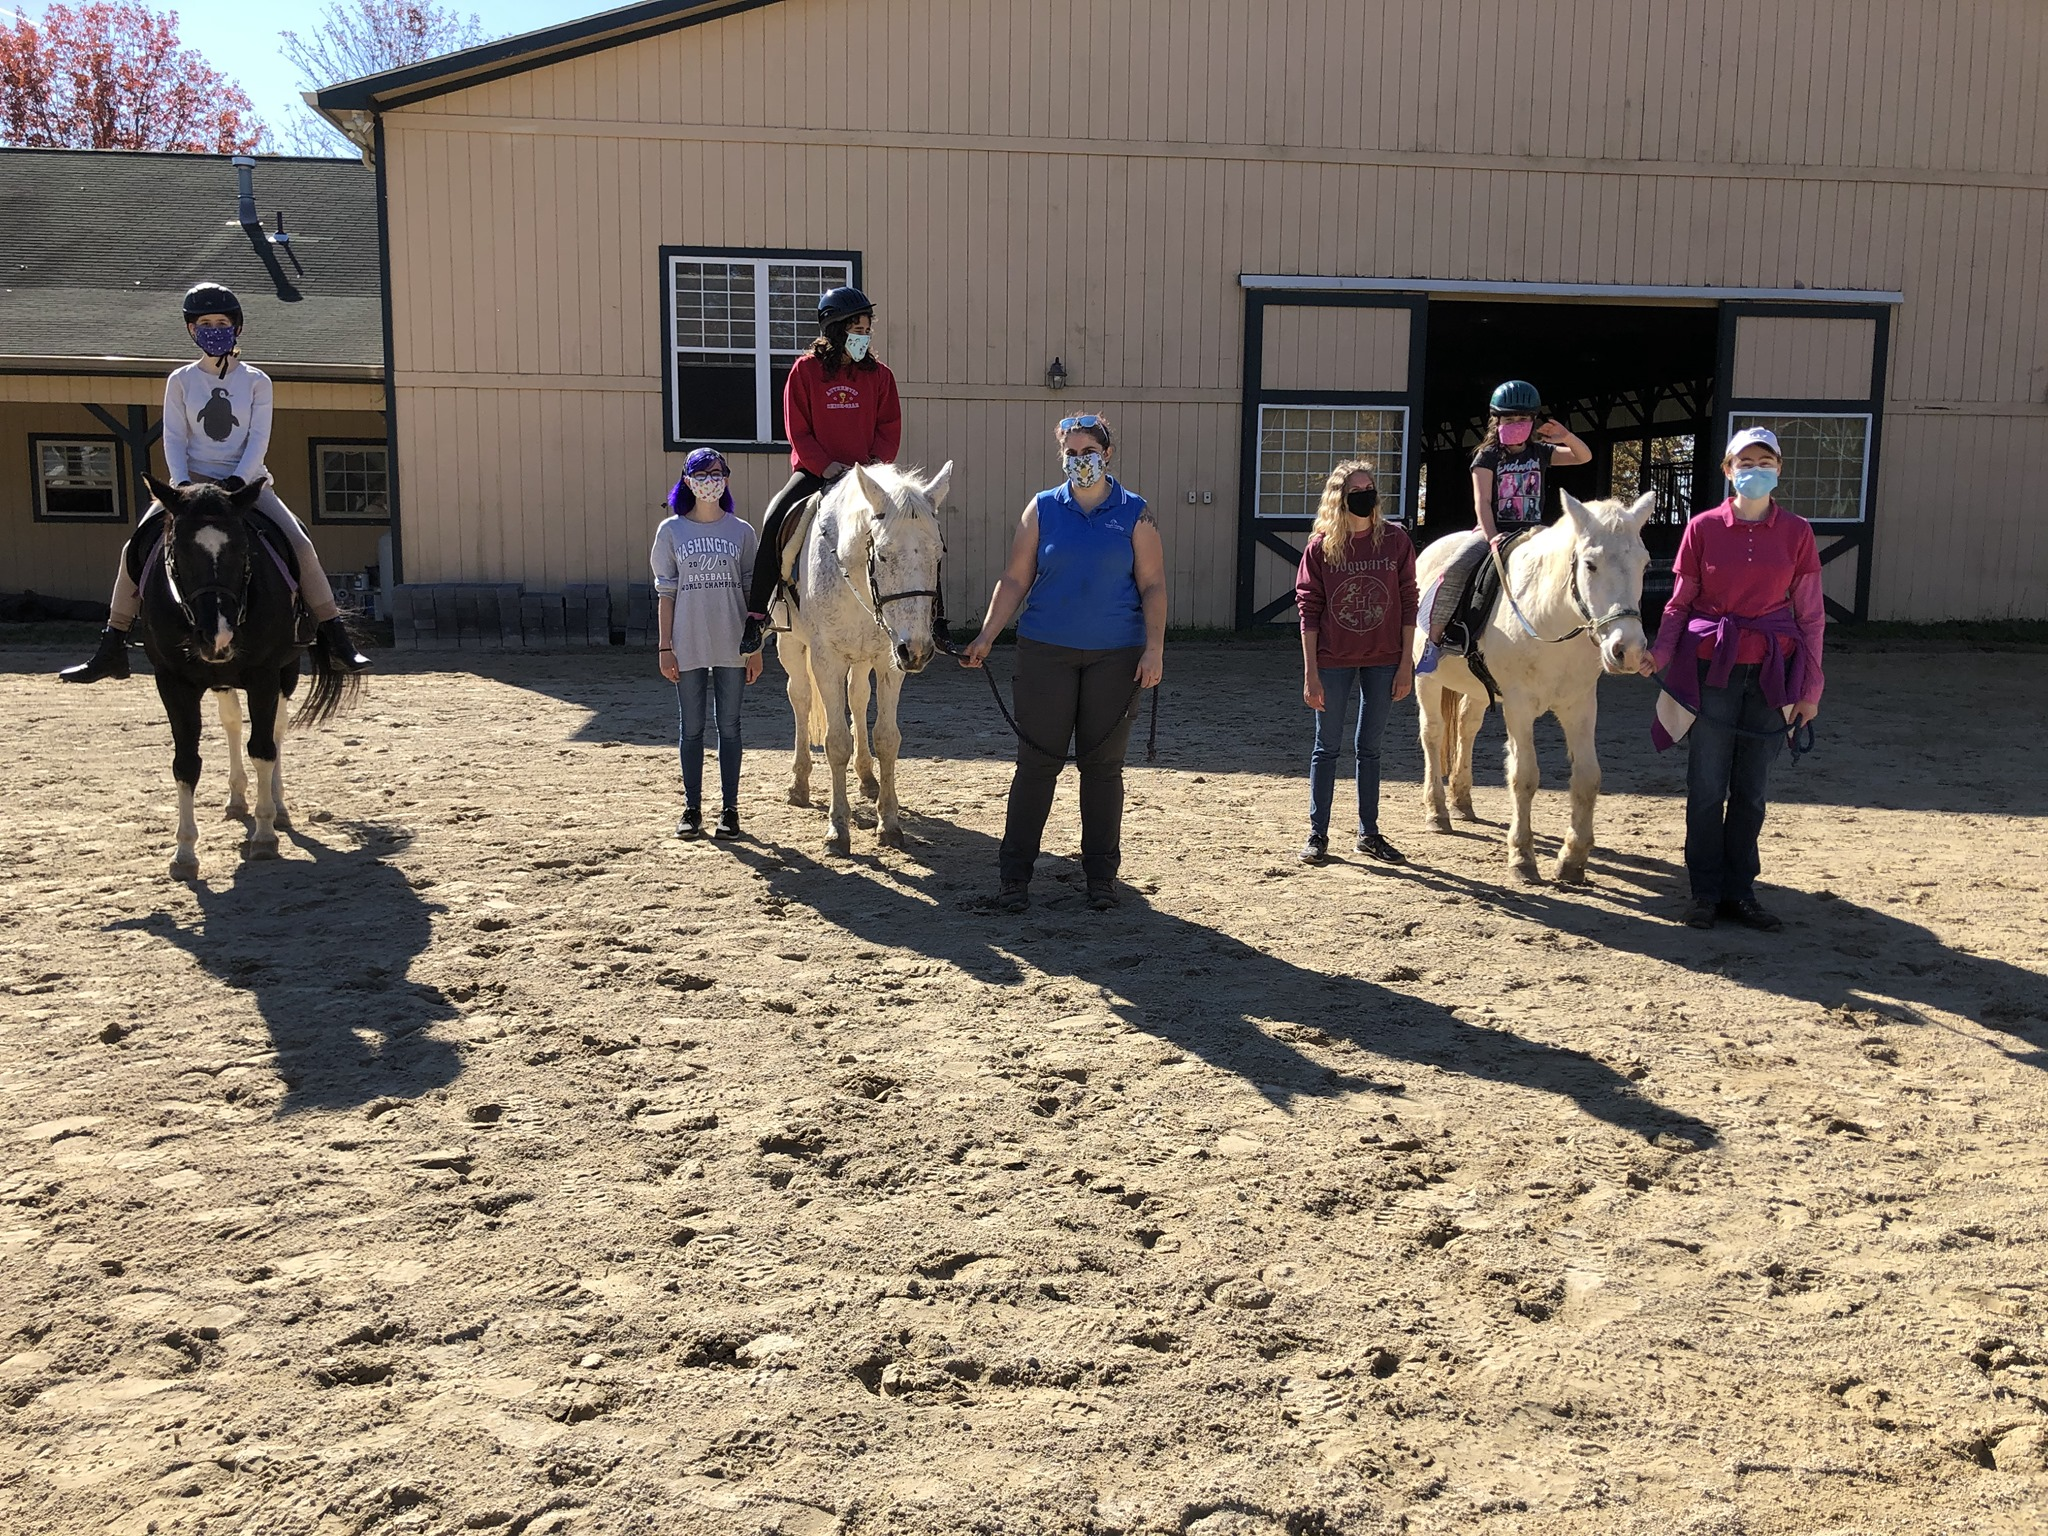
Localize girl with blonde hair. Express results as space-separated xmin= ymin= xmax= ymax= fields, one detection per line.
xmin=1295 ymin=459 xmax=1417 ymax=865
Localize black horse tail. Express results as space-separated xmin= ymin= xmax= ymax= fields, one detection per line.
xmin=296 ymin=620 xmax=366 ymax=728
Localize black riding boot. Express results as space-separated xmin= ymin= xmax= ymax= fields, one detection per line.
xmin=59 ymin=626 xmax=131 ymax=683
xmin=317 ymin=617 xmax=371 ymax=671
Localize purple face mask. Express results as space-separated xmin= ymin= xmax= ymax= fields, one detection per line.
xmin=194 ymin=324 xmax=238 ymax=358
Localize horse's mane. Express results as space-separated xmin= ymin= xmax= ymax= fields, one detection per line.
xmin=830 ymin=463 xmax=940 ymax=529
xmin=1514 ymin=498 xmax=1638 ymax=609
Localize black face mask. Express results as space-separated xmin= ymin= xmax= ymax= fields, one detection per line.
xmin=1346 ymin=488 xmax=1378 ymax=518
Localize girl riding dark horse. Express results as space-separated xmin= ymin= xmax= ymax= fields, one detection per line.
xmin=136 ymin=474 xmax=360 ymax=877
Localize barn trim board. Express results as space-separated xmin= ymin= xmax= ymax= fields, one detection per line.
xmin=1240 ymin=277 xmax=1901 ymax=627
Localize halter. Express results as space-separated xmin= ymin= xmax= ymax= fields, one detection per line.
xmin=847 ymin=506 xmax=944 ymax=643
xmin=1488 ymin=533 xmax=1641 ymax=647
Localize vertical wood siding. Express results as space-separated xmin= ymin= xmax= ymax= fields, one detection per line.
xmin=381 ymin=0 xmax=2048 ymax=621
xmin=1731 ymin=317 xmax=1876 ymax=400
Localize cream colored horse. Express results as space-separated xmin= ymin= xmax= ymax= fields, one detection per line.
xmin=775 ymin=462 xmax=952 ymax=853
xmin=1414 ymin=490 xmax=1654 ymax=883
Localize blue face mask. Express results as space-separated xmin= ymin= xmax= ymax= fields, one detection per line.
xmin=1732 ymin=466 xmax=1779 ymax=500
xmin=844 ymin=333 xmax=872 ymax=363
xmin=194 ymin=324 xmax=238 ymax=358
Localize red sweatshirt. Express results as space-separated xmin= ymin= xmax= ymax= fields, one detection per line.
xmin=1296 ymin=524 xmax=1419 ymax=668
xmin=784 ymin=353 xmax=902 ymax=476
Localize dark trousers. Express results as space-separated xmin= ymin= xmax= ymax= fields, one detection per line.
xmin=676 ymin=666 xmax=745 ymax=810
xmin=745 ymin=471 xmax=829 ymax=616
xmin=1684 ymin=660 xmax=1784 ymax=903
xmin=998 ymin=637 xmax=1144 ymax=884
xmin=1308 ymin=663 xmax=1397 ymax=838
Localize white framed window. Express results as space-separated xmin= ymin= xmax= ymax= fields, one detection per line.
xmin=310 ymin=440 xmax=391 ymax=523
xmin=661 ymin=247 xmax=859 ymax=450
xmin=33 ymin=435 xmax=123 ymax=522
xmin=1255 ymin=405 xmax=1410 ymax=520
xmin=1727 ymin=412 xmax=1872 ymax=523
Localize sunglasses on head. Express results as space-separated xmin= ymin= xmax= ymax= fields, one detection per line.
xmin=1058 ymin=415 xmax=1104 ymax=433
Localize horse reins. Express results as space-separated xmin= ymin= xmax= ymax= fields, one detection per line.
xmin=1486 ymin=534 xmax=1640 ymax=647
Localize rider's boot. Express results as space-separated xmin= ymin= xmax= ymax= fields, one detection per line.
xmin=59 ymin=625 xmax=131 ymax=683
xmin=317 ymin=617 xmax=371 ymax=671
xmin=740 ymin=614 xmax=765 ymax=656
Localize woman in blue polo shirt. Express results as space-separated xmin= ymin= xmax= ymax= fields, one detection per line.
xmin=961 ymin=413 xmax=1167 ymax=913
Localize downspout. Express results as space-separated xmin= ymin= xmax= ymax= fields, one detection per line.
xmin=372 ymin=112 xmax=404 ymax=587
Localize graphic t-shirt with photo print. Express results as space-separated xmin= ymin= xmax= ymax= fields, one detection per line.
xmin=1472 ymin=440 xmax=1558 ymax=527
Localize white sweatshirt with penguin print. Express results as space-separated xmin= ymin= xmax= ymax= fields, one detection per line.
xmin=163 ymin=359 xmax=272 ymax=484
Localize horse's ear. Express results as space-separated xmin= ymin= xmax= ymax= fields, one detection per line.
xmin=228 ymin=476 xmax=267 ymax=510
xmin=923 ymin=461 xmax=954 ymax=509
xmin=1558 ymin=488 xmax=1596 ymax=533
xmin=1622 ymin=491 xmax=1657 ymax=528
xmin=143 ymin=473 xmax=180 ymax=510
xmin=848 ymin=464 xmax=887 ymax=518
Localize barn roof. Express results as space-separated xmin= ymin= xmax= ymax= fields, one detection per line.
xmin=0 ymin=148 xmax=385 ymax=378
xmin=310 ymin=0 xmax=768 ymax=117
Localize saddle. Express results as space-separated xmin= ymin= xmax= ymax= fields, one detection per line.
xmin=770 ymin=491 xmax=825 ymax=623
xmin=1440 ymin=526 xmax=1539 ymax=705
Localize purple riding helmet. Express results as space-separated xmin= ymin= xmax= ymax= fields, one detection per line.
xmin=669 ymin=448 xmax=735 ymax=515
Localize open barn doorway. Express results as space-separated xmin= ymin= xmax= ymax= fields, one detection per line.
xmin=1417 ymin=300 xmax=1719 ymax=616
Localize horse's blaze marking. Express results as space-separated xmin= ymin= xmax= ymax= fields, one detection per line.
xmin=193 ymin=526 xmax=230 ymax=559
xmin=213 ymin=614 xmax=234 ymax=654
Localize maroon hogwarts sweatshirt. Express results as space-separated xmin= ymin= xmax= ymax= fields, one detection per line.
xmin=1295 ymin=525 xmax=1419 ymax=669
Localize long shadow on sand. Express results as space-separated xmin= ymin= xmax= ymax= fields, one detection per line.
xmin=1375 ymin=845 xmax=2048 ymax=1070
xmin=107 ymin=822 xmax=463 ymax=1110
xmin=729 ymin=819 xmax=1721 ymax=1150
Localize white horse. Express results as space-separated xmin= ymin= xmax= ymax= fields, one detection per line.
xmin=1414 ymin=490 xmax=1654 ymax=884
xmin=774 ymin=462 xmax=952 ymax=853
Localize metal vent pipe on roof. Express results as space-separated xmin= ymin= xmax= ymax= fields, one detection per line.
xmin=232 ymin=154 xmax=259 ymax=228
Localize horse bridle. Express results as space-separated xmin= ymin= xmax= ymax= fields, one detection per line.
xmin=1487 ymin=535 xmax=1640 ymax=647
xmin=848 ymin=512 xmax=945 ymax=643
xmin=157 ymin=515 xmax=251 ymax=636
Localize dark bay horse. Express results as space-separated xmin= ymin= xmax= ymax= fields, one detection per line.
xmin=135 ymin=474 xmax=361 ymax=877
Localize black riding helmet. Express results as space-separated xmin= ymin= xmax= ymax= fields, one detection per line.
xmin=182 ymin=283 xmax=244 ymax=325
xmin=817 ymin=285 xmax=873 ymax=327
xmin=1489 ymin=379 xmax=1544 ymax=415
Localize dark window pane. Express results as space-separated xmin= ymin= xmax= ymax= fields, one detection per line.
xmin=675 ymin=360 xmax=757 ymax=442
xmin=47 ymin=486 xmax=116 ymax=516
xmin=769 ymin=353 xmax=805 ymax=443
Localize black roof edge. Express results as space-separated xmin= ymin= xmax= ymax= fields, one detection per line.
xmin=0 ymin=145 xmax=365 ymax=165
xmin=310 ymin=0 xmax=782 ymax=113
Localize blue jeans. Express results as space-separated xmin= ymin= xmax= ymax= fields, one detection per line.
xmin=1308 ymin=664 xmax=1396 ymax=839
xmin=676 ymin=667 xmax=745 ymax=810
xmin=1684 ymin=660 xmax=1784 ymax=902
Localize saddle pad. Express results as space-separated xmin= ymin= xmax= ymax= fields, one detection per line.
xmin=776 ymin=492 xmax=825 ymax=593
xmin=1457 ymin=525 xmax=1539 ymax=641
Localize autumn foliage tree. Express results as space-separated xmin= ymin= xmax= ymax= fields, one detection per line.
xmin=0 ymin=3 xmax=265 ymax=153
xmin=280 ymin=1 xmax=490 ymax=154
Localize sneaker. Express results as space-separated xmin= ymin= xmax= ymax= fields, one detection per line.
xmin=1414 ymin=639 xmax=1442 ymax=676
xmin=1355 ymin=831 xmax=1407 ymax=865
xmin=1299 ymin=834 xmax=1329 ymax=865
xmin=675 ymin=807 xmax=703 ymax=839
xmin=1719 ymin=896 xmax=1783 ymax=932
xmin=996 ymin=880 xmax=1030 ymax=913
xmin=713 ymin=806 xmax=741 ymax=840
xmin=739 ymin=615 xmax=765 ymax=656
xmin=1682 ymin=898 xmax=1718 ymax=929
xmin=58 ymin=625 xmax=131 ymax=684
xmin=1085 ymin=879 xmax=1120 ymax=911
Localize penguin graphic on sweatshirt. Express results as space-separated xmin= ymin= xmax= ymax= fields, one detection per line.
xmin=199 ymin=387 xmax=238 ymax=442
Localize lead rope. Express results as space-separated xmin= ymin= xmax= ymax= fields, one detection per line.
xmin=935 ymin=634 xmax=1158 ymax=764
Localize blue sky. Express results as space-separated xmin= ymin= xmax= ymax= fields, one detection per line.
xmin=16 ymin=1 xmax=608 ymax=151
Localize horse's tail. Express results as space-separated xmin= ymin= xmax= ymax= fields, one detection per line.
xmin=1438 ymin=686 xmax=1463 ymax=774
xmin=296 ymin=620 xmax=366 ymax=728
xmin=805 ymin=649 xmax=831 ymax=749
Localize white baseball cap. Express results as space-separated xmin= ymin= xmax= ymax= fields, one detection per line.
xmin=1725 ymin=426 xmax=1782 ymax=460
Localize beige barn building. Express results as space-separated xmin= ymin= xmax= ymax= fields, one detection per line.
xmin=303 ymin=0 xmax=2042 ymax=638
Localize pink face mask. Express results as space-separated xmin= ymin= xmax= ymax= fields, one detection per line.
xmin=1498 ymin=420 xmax=1534 ymax=448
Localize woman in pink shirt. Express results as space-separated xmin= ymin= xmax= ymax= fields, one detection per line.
xmin=1644 ymin=427 xmax=1824 ymax=931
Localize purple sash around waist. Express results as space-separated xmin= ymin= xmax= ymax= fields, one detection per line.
xmin=1661 ymin=605 xmax=1809 ymax=717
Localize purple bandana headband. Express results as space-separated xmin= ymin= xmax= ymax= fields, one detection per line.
xmin=671 ymin=448 xmax=734 ymax=515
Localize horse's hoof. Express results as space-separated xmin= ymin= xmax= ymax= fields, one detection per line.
xmin=169 ymin=856 xmax=199 ymax=881
xmin=858 ymin=775 xmax=880 ymax=802
xmin=222 ymin=800 xmax=249 ymax=821
xmin=823 ymin=833 xmax=851 ymax=856
xmin=1555 ymin=860 xmax=1588 ymax=886
xmin=244 ymin=838 xmax=281 ymax=862
xmin=788 ymin=786 xmax=811 ymax=807
xmin=272 ymin=810 xmax=292 ymax=831
xmin=877 ymin=823 xmax=905 ymax=850
xmin=1510 ymin=859 xmax=1542 ymax=884
xmin=1427 ymin=811 xmax=1452 ymax=833
xmin=1453 ymin=800 xmax=1479 ymax=822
